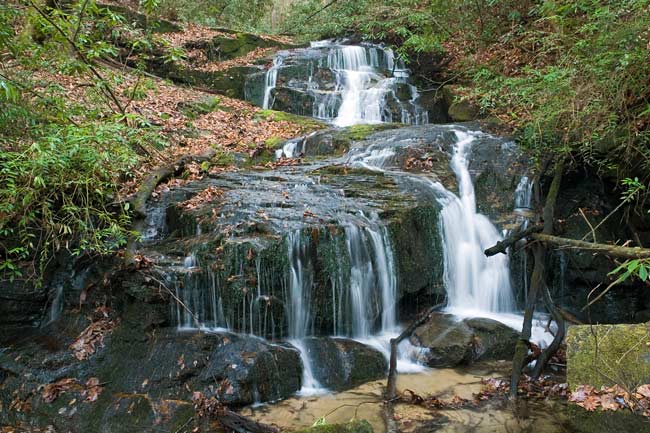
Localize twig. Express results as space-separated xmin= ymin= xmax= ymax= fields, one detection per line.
xmin=140 ymin=269 xmax=201 ymax=329
xmin=579 ymin=207 xmax=597 ymax=243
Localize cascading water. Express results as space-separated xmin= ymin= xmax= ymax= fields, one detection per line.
xmin=285 ymin=230 xmax=325 ymax=395
xmin=247 ymin=41 xmax=428 ymax=126
xmin=262 ymin=55 xmax=283 ymax=109
xmin=431 ymin=131 xmax=515 ymax=314
xmin=514 ymin=176 xmax=534 ymax=210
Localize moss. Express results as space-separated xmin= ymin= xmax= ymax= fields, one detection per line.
xmin=180 ymin=96 xmax=222 ymax=119
xmin=293 ymin=420 xmax=373 ymax=433
xmin=254 ymin=109 xmax=325 ymax=131
xmin=211 ymin=149 xmax=236 ymax=166
xmin=265 ymin=136 xmax=285 ymax=148
xmin=338 ymin=123 xmax=402 ymax=142
xmin=566 ymin=323 xmax=650 ymax=391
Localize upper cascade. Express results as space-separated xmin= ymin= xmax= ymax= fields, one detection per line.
xmin=245 ymin=40 xmax=429 ymax=126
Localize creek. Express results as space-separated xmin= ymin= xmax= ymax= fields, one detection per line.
xmin=142 ymin=40 xmax=558 ymax=422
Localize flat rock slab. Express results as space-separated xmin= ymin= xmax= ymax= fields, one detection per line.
xmin=566 ymin=323 xmax=650 ymax=391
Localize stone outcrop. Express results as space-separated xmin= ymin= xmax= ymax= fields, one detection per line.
xmin=409 ymin=313 xmax=520 ymax=367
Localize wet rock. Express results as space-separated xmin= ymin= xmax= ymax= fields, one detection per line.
xmin=0 ymin=319 xmax=301 ymax=432
xmin=566 ymin=323 xmax=650 ymax=391
xmin=442 ymin=85 xmax=482 ymax=122
xmin=301 ymin=337 xmax=387 ymax=391
xmin=200 ymin=336 xmax=302 ymax=404
xmin=410 ymin=313 xmax=520 ymax=367
xmin=465 ymin=317 xmax=520 ymax=361
xmin=293 ymin=420 xmax=374 ymax=433
xmin=410 ymin=314 xmax=474 ymax=367
xmin=548 ymin=173 xmax=650 ymax=323
xmin=243 ymin=43 xmax=428 ymax=123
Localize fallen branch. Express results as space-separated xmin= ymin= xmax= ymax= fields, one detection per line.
xmin=132 ymin=148 xmax=217 ymax=219
xmin=484 ymin=225 xmax=543 ymax=257
xmin=530 ymin=233 xmax=650 ymax=259
xmin=124 ymin=149 xmax=216 ymax=266
xmin=510 ymin=158 xmax=564 ymax=398
xmin=384 ymin=302 xmax=445 ymax=433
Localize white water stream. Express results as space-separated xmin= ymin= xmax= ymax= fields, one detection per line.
xmin=258 ymin=41 xmax=428 ymax=126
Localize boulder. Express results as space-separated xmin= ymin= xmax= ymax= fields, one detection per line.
xmin=442 ymin=85 xmax=482 ymax=122
xmin=410 ymin=314 xmax=474 ymax=367
xmin=200 ymin=336 xmax=302 ymax=404
xmin=465 ymin=317 xmax=520 ymax=361
xmin=566 ymin=323 xmax=650 ymax=391
xmin=410 ymin=313 xmax=520 ymax=367
xmin=301 ymin=337 xmax=388 ymax=391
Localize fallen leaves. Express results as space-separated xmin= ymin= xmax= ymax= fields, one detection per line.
xmin=569 ymin=383 xmax=650 ymax=416
xmin=42 ymin=378 xmax=79 ymax=403
xmin=180 ymin=186 xmax=225 ymax=210
xmin=69 ymin=307 xmax=117 ymax=361
xmin=192 ymin=391 xmax=223 ymax=418
xmin=40 ymin=377 xmax=103 ymax=404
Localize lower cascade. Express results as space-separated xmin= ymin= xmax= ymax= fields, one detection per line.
xmin=430 ymin=130 xmax=515 ymax=314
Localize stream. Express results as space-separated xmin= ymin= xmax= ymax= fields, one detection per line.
xmin=145 ymin=40 xmax=565 ymax=429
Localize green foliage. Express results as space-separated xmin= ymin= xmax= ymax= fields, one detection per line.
xmin=461 ymin=1 xmax=650 ymax=179
xmin=157 ymin=0 xmax=274 ymax=31
xmin=0 ymin=123 xmax=140 ymax=281
xmin=0 ymin=2 xmax=165 ymax=281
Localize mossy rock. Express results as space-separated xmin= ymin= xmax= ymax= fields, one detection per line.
xmin=442 ymin=85 xmax=482 ymax=122
xmin=178 ymin=96 xmax=223 ymax=119
xmin=254 ymin=109 xmax=325 ymax=131
xmin=294 ymin=420 xmax=373 ymax=433
xmin=337 ymin=123 xmax=402 ymax=142
xmin=566 ymin=323 xmax=650 ymax=391
xmin=199 ymin=33 xmax=290 ymax=61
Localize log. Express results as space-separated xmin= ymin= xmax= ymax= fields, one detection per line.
xmin=124 ymin=149 xmax=216 ymax=266
xmin=484 ymin=225 xmax=542 ymax=257
xmin=132 ymin=149 xmax=216 ymax=219
xmin=530 ymin=233 xmax=650 ymax=259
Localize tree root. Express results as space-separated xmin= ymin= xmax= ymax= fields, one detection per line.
xmin=125 ymin=149 xmax=216 ymax=265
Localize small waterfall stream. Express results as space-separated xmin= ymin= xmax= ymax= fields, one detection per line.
xmin=430 ymin=131 xmax=515 ymax=314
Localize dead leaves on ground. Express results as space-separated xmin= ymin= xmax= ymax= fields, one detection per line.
xmin=69 ymin=307 xmax=117 ymax=361
xmin=41 ymin=377 xmax=103 ymax=404
xmin=569 ymin=384 xmax=650 ymax=416
xmin=192 ymin=391 xmax=224 ymax=418
xmin=402 ymin=376 xmax=568 ymax=412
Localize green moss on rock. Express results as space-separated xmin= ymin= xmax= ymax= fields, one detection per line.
xmin=566 ymin=323 xmax=650 ymax=391
xmin=254 ymin=109 xmax=325 ymax=131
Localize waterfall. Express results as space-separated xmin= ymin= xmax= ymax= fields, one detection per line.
xmin=262 ymin=55 xmax=283 ymax=109
xmin=430 ymin=130 xmax=515 ymax=314
xmin=514 ymin=176 xmax=534 ymax=210
xmin=342 ymin=219 xmax=397 ymax=337
xmin=285 ymin=230 xmax=325 ymax=394
xmin=251 ymin=41 xmax=428 ymax=126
